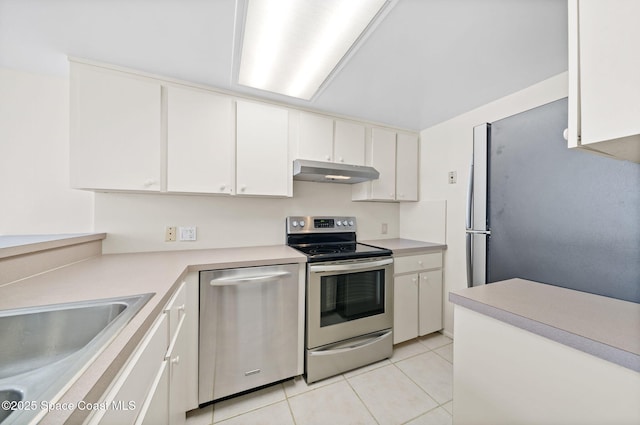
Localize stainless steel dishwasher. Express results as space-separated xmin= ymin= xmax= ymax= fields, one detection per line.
xmin=198 ymin=264 xmax=299 ymax=404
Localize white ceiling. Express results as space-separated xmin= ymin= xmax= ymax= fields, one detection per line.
xmin=0 ymin=0 xmax=567 ymax=131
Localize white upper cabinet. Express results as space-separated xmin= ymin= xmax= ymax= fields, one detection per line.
xmin=352 ymin=127 xmax=418 ymax=202
xmin=70 ymin=63 xmax=162 ymax=191
xmin=568 ymin=0 xmax=640 ymax=163
xmin=167 ymin=86 xmax=234 ymax=194
xmin=69 ymin=59 xmax=415 ymax=199
xmin=396 ymin=133 xmax=419 ymax=201
xmin=295 ymin=113 xmax=365 ymax=165
xmin=334 ymin=120 xmax=365 ymax=165
xmin=297 ymin=113 xmax=334 ymax=162
xmin=236 ymin=101 xmax=292 ymax=197
xmin=369 ymin=128 xmax=397 ymax=200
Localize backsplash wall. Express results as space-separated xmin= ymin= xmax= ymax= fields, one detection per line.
xmin=95 ymin=181 xmax=400 ymax=254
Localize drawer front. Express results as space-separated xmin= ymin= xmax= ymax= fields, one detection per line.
xmin=394 ymin=252 xmax=442 ymax=274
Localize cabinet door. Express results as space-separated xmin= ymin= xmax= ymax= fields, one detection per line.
xmin=137 ymin=361 xmax=169 ymax=425
xmin=167 ymin=86 xmax=234 ymax=194
xmin=183 ymin=274 xmax=200 ymax=411
xmin=334 ymin=120 xmax=365 ymax=165
xmin=168 ymin=316 xmax=187 ymax=425
xmin=578 ymin=0 xmax=640 ymax=146
xmin=94 ymin=314 xmax=168 ymax=424
xmin=370 ymin=128 xmax=397 ymax=200
xmin=418 ymin=270 xmax=443 ymax=336
xmin=396 ymin=133 xmax=419 ymax=201
xmin=297 ymin=113 xmax=333 ymax=162
xmin=393 ymin=274 xmax=419 ymax=344
xmin=70 ymin=64 xmax=161 ymax=191
xmin=236 ymin=101 xmax=291 ymax=196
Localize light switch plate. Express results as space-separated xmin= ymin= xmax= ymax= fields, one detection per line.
xmin=448 ymin=171 xmax=457 ymax=184
xmin=179 ymin=226 xmax=197 ymax=241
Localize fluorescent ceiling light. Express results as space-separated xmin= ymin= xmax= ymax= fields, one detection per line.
xmin=238 ymin=0 xmax=388 ymax=100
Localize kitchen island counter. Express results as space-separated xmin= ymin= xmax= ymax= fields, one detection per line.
xmin=449 ymin=278 xmax=640 ymax=371
xmin=449 ymin=278 xmax=640 ymax=425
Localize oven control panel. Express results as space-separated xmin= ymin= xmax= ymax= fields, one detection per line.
xmin=286 ymin=216 xmax=357 ymax=234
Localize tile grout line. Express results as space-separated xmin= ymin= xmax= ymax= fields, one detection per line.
xmin=343 ymin=371 xmax=382 ymax=425
xmin=392 ymin=349 xmax=448 ymax=410
xmin=284 ymin=392 xmax=298 ymax=425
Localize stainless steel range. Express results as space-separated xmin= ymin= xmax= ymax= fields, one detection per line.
xmin=286 ymin=216 xmax=393 ymax=383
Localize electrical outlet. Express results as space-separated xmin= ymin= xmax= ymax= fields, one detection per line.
xmin=448 ymin=171 xmax=457 ymax=184
xmin=381 ymin=223 xmax=388 ymax=234
xmin=165 ymin=226 xmax=176 ymax=242
xmin=179 ymin=226 xmax=197 ymax=241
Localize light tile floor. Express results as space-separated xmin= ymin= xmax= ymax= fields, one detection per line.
xmin=187 ymin=333 xmax=453 ymax=425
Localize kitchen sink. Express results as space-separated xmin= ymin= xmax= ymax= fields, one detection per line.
xmin=0 ymin=390 xmax=21 ymax=423
xmin=0 ymin=293 xmax=153 ymax=424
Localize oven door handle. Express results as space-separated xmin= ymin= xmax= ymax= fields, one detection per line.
xmin=308 ymin=258 xmax=393 ymax=273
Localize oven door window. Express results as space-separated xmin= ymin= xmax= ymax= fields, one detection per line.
xmin=320 ymin=269 xmax=385 ymax=327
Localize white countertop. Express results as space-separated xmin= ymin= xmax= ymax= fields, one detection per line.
xmin=0 ymin=233 xmax=106 ymax=259
xmin=449 ymin=279 xmax=640 ymax=372
xmin=0 ymin=243 xmax=307 ymax=424
xmin=360 ymin=238 xmax=446 ymax=255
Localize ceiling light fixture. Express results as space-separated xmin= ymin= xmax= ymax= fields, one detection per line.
xmin=236 ymin=0 xmax=390 ymax=100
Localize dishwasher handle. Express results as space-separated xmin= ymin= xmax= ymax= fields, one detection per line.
xmin=209 ymin=271 xmax=291 ymax=286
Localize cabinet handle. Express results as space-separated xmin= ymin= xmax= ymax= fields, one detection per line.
xmin=220 ymin=184 xmax=226 ymax=191
xmin=422 ymin=276 xmax=428 ymax=281
xmin=171 ymin=355 xmax=180 ymax=365
xmin=339 ymin=157 xmax=344 ymax=162
xmin=412 ymin=277 xmax=418 ymax=286
xmin=240 ymin=185 xmax=246 ymax=192
xmin=143 ymin=179 xmax=157 ymax=188
xmin=326 ymin=155 xmax=331 ymax=161
xmin=418 ymin=260 xmax=423 ymax=266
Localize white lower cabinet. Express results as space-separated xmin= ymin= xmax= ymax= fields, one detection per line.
xmin=89 ymin=281 xmax=191 ymax=425
xmin=394 ymin=274 xmax=419 ymax=343
xmin=167 ymin=307 xmax=188 ymax=425
xmin=91 ymin=314 xmax=168 ymax=424
xmin=393 ymin=251 xmax=443 ymax=344
xmin=138 ymin=360 xmax=169 ymax=425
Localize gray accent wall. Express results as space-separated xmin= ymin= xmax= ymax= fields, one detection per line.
xmin=487 ymin=98 xmax=640 ymax=303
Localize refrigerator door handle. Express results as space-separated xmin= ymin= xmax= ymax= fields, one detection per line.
xmin=466 ymin=162 xmax=473 ymax=230
xmin=466 ymin=233 xmax=472 ymax=287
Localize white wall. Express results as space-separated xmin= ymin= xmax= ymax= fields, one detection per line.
xmin=401 ymin=72 xmax=568 ymax=337
xmin=0 ymin=68 xmax=93 ymax=234
xmin=96 ymin=182 xmax=400 ymax=253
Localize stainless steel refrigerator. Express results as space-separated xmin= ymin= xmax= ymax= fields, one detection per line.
xmin=466 ymin=98 xmax=640 ymax=303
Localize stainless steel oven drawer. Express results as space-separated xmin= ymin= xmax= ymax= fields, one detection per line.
xmin=305 ymin=329 xmax=392 ymax=384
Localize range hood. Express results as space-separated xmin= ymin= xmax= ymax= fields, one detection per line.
xmin=293 ymin=159 xmax=379 ymax=184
